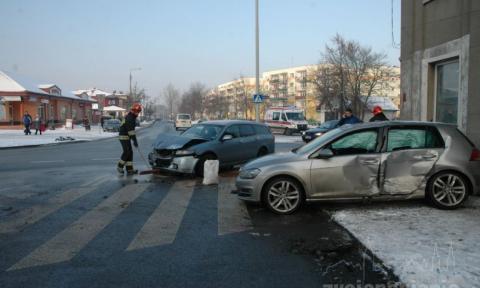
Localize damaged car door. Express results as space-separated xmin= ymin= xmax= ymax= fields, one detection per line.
xmin=309 ymin=128 xmax=382 ymax=198
xmin=381 ymin=125 xmax=445 ymax=195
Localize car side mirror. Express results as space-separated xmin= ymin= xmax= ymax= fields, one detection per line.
xmin=316 ymin=148 xmax=334 ymax=159
xmin=221 ymin=134 xmax=233 ymax=141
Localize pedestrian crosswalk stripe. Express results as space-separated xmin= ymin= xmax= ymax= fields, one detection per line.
xmin=217 ymin=177 xmax=252 ymax=236
xmin=80 ymin=175 xmax=110 ymax=187
xmin=126 ymin=180 xmax=196 ymax=251
xmin=0 ymin=177 xmax=110 ymax=234
xmin=8 ymin=183 xmax=149 ymax=271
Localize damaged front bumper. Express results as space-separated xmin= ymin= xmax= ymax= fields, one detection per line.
xmin=148 ymin=152 xmax=199 ymax=174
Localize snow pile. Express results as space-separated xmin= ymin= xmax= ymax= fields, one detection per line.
xmin=0 ymin=126 xmax=116 ymax=148
xmin=330 ymin=197 xmax=480 ymax=287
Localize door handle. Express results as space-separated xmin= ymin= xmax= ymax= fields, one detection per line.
xmin=413 ymin=154 xmax=437 ymax=160
xmin=421 ymin=154 xmax=437 ymax=160
xmin=361 ymin=159 xmax=379 ymax=165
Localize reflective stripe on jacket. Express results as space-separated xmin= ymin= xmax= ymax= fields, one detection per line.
xmin=118 ymin=112 xmax=137 ymax=143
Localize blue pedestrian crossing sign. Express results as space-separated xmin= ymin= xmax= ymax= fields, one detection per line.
xmin=253 ymin=94 xmax=264 ymax=103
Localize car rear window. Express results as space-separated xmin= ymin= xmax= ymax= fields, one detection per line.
xmin=239 ymin=125 xmax=255 ymax=137
xmin=177 ymin=114 xmax=190 ymax=120
xmin=253 ymin=125 xmax=271 ymax=135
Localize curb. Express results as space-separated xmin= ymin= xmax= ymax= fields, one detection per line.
xmin=0 ymin=121 xmax=157 ymax=150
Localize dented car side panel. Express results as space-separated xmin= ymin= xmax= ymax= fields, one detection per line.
xmin=309 ymin=154 xmax=382 ymax=198
xmin=380 ymin=149 xmax=442 ymax=195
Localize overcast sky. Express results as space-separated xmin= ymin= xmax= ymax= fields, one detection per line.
xmin=0 ymin=0 xmax=401 ymax=99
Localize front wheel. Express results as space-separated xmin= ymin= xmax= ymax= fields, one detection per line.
xmin=263 ymin=177 xmax=304 ymax=214
xmin=195 ymin=153 xmax=217 ymax=177
xmin=426 ymin=171 xmax=469 ymax=210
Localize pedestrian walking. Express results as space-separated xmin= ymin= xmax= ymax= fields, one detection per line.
xmin=117 ymin=103 xmax=142 ymax=175
xmin=337 ymin=108 xmax=362 ymax=126
xmin=369 ymin=105 xmax=389 ymax=122
xmin=23 ymin=111 xmax=32 ymax=135
xmin=83 ymin=116 xmax=91 ymax=131
xmin=34 ymin=114 xmax=42 ymax=135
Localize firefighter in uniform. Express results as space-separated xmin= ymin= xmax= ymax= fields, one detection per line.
xmin=117 ymin=103 xmax=142 ymax=175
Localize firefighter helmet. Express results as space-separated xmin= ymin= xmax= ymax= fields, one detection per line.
xmin=131 ymin=103 xmax=142 ymax=114
xmin=372 ymin=105 xmax=383 ymax=115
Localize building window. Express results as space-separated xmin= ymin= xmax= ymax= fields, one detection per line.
xmin=60 ymin=106 xmax=67 ymax=120
xmin=0 ymin=104 xmax=7 ymax=121
xmin=435 ymin=60 xmax=459 ymax=125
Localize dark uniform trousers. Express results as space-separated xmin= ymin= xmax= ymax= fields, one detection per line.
xmin=118 ymin=138 xmax=134 ymax=171
xmin=117 ymin=112 xmax=138 ymax=173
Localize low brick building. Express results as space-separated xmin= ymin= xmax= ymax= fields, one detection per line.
xmin=0 ymin=70 xmax=96 ymax=129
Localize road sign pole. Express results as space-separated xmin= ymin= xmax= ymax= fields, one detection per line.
xmin=255 ymin=0 xmax=260 ymax=122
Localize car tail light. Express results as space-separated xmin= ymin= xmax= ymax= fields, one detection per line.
xmin=470 ymin=148 xmax=480 ymax=161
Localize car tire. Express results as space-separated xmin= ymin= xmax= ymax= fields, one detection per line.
xmin=426 ymin=171 xmax=470 ymax=210
xmin=195 ymin=153 xmax=217 ymax=177
xmin=263 ymin=177 xmax=304 ymax=215
xmin=257 ymin=147 xmax=268 ymax=157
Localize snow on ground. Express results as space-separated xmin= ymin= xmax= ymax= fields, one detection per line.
xmin=274 ymin=135 xmax=303 ymax=143
xmin=0 ymin=126 xmax=116 ymax=148
xmin=329 ymin=197 xmax=480 ymax=287
xmin=0 ymin=121 xmax=155 ymax=148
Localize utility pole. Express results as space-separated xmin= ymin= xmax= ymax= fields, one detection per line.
xmin=255 ymin=0 xmax=260 ymax=122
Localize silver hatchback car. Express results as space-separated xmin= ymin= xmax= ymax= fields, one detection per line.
xmin=235 ymin=121 xmax=480 ymax=214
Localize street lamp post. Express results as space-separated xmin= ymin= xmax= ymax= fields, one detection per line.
xmin=129 ymin=67 xmax=141 ymax=108
xmin=255 ymin=0 xmax=260 ymax=122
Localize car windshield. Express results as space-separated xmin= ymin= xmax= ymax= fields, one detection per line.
xmin=285 ymin=112 xmax=305 ymax=121
xmin=177 ymin=114 xmax=191 ymax=120
xmin=182 ymin=124 xmax=223 ymax=140
xmin=319 ymin=120 xmax=339 ymax=129
xmin=295 ymin=127 xmax=345 ymax=155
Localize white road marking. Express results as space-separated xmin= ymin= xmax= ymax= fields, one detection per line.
xmin=80 ymin=175 xmax=110 ymax=187
xmin=91 ymin=158 xmax=118 ymax=161
xmin=217 ymin=177 xmax=252 ymax=236
xmin=8 ymin=183 xmax=149 ymax=271
xmin=0 ymin=177 xmax=110 ymax=234
xmin=126 ymin=180 xmax=196 ymax=251
xmin=30 ymin=160 xmax=65 ymax=164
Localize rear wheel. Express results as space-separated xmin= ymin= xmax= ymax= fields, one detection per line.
xmin=195 ymin=153 xmax=217 ymax=177
xmin=284 ymin=128 xmax=292 ymax=136
xmin=257 ymin=147 xmax=268 ymax=157
xmin=426 ymin=171 xmax=469 ymax=210
xmin=263 ymin=177 xmax=304 ymax=214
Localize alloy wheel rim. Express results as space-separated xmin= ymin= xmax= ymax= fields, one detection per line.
xmin=432 ymin=174 xmax=466 ymax=207
xmin=268 ymin=180 xmax=300 ymax=213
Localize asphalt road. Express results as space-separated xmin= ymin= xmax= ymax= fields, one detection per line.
xmin=0 ymin=121 xmax=398 ymax=288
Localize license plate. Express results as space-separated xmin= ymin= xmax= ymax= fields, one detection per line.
xmin=305 ymin=135 xmax=311 ymax=139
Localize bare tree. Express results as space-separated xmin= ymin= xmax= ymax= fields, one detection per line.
xmin=308 ymin=64 xmax=340 ymax=114
xmin=318 ymin=34 xmax=393 ymax=118
xmin=163 ymin=83 xmax=180 ymax=120
xmin=178 ymin=82 xmax=206 ymax=119
xmin=204 ymin=88 xmax=229 ymax=119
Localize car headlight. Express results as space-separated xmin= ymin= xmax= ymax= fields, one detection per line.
xmin=239 ymin=168 xmax=261 ymax=179
xmin=315 ymin=132 xmax=323 ymax=136
xmin=175 ymin=149 xmax=194 ymax=156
